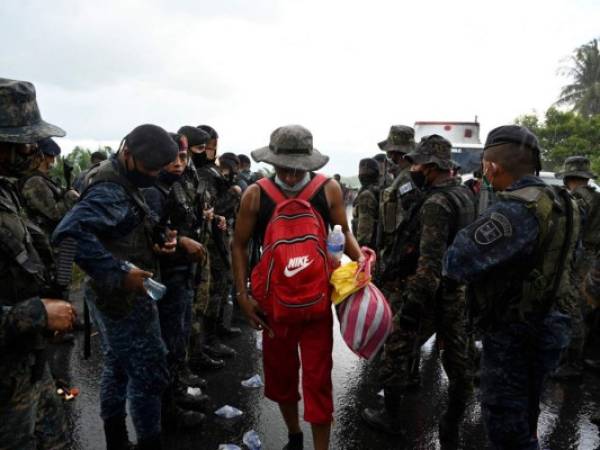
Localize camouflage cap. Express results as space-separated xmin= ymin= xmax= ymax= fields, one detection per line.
xmin=405 ymin=134 xmax=454 ymax=170
xmin=378 ymin=125 xmax=415 ymax=153
xmin=251 ymin=124 xmax=329 ymax=171
xmin=0 ymin=78 xmax=65 ymax=144
xmin=556 ymin=155 xmax=597 ymax=180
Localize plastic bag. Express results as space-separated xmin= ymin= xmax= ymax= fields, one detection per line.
xmin=330 ymin=247 xmax=375 ymax=305
xmin=241 ymin=374 xmax=264 ymax=389
xmin=214 ymin=405 xmax=243 ymax=419
xmin=218 ymin=445 xmax=241 ymax=450
xmin=336 ymin=281 xmax=392 ymax=360
xmin=243 ymin=430 xmax=262 ymax=450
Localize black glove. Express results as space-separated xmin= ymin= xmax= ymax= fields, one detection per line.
xmin=399 ymin=300 xmax=423 ymax=331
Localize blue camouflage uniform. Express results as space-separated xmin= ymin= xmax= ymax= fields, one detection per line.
xmin=52 ymin=159 xmax=168 ymax=441
xmin=444 ymin=175 xmax=574 ymax=450
xmin=143 ymin=178 xmax=195 ymax=386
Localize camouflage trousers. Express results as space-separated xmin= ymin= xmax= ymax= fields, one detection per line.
xmin=88 ymin=294 xmax=169 ymax=440
xmin=0 ymin=362 xmax=69 ymax=450
xmin=205 ymin=237 xmax=233 ymax=323
xmin=560 ymin=251 xmax=595 ymax=362
xmin=480 ymin=312 xmax=570 ymax=450
xmin=159 ymin=273 xmax=194 ymax=379
xmin=379 ymin=289 xmax=472 ymax=401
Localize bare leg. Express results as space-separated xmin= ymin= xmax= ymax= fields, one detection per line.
xmin=278 ymin=402 xmax=301 ymax=434
xmin=311 ymin=422 xmax=331 ymax=450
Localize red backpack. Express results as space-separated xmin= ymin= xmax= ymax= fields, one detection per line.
xmin=250 ymin=174 xmax=332 ymax=324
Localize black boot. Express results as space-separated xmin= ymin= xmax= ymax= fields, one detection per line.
xmin=189 ymin=350 xmax=225 ymax=371
xmin=282 ymin=431 xmax=303 ymax=450
xmin=217 ymin=323 xmax=242 ymax=338
xmin=135 ymin=434 xmax=162 ymax=450
xmin=174 ymin=386 xmax=211 ymax=412
xmin=163 ymin=404 xmax=206 ymax=430
xmin=204 ymin=322 xmax=236 ymax=358
xmin=103 ymin=415 xmax=133 ymax=450
xmin=551 ymin=348 xmax=584 ymax=382
xmin=177 ymin=361 xmax=207 ymax=388
xmin=361 ymin=388 xmax=405 ymax=436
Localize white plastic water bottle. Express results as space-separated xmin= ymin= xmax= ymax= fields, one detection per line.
xmin=327 ymin=224 xmax=345 ymax=261
xmin=124 ymin=261 xmax=166 ymax=301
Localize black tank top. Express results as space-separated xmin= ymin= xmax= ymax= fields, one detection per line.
xmin=254 ymin=175 xmax=332 ymax=244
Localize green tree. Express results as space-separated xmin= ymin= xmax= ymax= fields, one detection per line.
xmin=515 ymin=107 xmax=600 ymax=173
xmin=49 ymin=145 xmax=113 ymax=187
xmin=557 ymin=38 xmax=600 ymax=117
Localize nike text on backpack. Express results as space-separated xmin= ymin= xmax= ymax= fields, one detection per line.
xmin=251 ymin=174 xmax=333 ymax=323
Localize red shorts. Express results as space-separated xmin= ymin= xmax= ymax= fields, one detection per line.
xmin=262 ymin=311 xmax=334 ymax=424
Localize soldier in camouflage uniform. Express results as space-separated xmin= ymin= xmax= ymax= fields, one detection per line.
xmin=0 ymin=78 xmax=75 ymax=450
xmin=20 ymin=138 xmax=79 ymax=236
xmin=351 ymin=158 xmax=380 ymax=248
xmin=376 ymin=125 xmax=423 ymax=289
xmin=584 ymin=254 xmax=600 ymax=427
xmin=363 ymin=135 xmax=475 ymax=447
xmin=444 ymin=126 xmax=578 ymax=450
xmin=143 ymin=132 xmax=210 ymax=429
xmin=177 ymin=125 xmax=229 ymax=372
xmin=53 ymin=124 xmax=181 ymax=450
xmin=552 ymin=156 xmax=600 ymax=380
xmin=192 ymin=125 xmax=239 ymax=361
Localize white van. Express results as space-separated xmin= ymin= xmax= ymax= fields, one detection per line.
xmin=414 ymin=121 xmax=483 ymax=173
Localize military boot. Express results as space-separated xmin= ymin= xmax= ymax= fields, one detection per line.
xmin=163 ymin=404 xmax=206 ymax=430
xmin=204 ymin=321 xmax=236 ymax=358
xmin=177 ymin=361 xmax=207 ymax=388
xmin=584 ymin=358 xmax=600 ymax=374
xmin=361 ymin=387 xmax=405 ymax=436
xmin=189 ymin=349 xmax=225 ymax=371
xmin=174 ymin=386 xmax=211 ymax=412
xmin=217 ymin=323 xmax=242 ymax=338
xmin=103 ymin=415 xmax=134 ymax=450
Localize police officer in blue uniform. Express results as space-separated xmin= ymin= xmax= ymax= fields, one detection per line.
xmin=53 ymin=124 xmax=179 ymax=450
xmin=444 ymin=125 xmax=579 ymax=450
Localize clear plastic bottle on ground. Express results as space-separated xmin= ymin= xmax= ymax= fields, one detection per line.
xmin=327 ymin=224 xmax=345 ymax=262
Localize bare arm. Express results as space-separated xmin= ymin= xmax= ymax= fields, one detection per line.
xmin=232 ymin=184 xmax=272 ymax=333
xmin=325 ymin=179 xmax=363 ymax=262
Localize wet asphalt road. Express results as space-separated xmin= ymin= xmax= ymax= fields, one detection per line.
xmin=50 ymin=288 xmax=600 ymax=450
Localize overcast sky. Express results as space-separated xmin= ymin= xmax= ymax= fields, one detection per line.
xmin=2 ymin=0 xmax=598 ymax=175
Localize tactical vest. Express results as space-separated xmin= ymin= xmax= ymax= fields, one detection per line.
xmin=18 ymin=172 xmax=64 ymax=231
xmin=351 ymin=183 xmax=379 ymax=245
xmin=381 ymin=182 xmax=475 ymax=283
xmin=83 ymin=161 xmax=158 ymax=318
xmin=379 ymin=169 xmax=423 ymax=265
xmin=572 ymin=185 xmax=600 ymax=251
xmin=473 ymin=185 xmax=580 ymax=327
xmin=0 ymin=178 xmax=47 ymax=305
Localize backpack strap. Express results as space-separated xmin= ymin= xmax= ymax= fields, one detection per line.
xmin=298 ymin=174 xmax=329 ymax=202
xmin=257 ymin=178 xmax=287 ymax=204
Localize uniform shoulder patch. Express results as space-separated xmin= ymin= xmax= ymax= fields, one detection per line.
xmin=473 ymin=212 xmax=513 ymax=246
xmin=399 ymin=182 xmax=415 ymax=196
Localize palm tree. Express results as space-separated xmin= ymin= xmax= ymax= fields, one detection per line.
xmin=557 ymin=39 xmax=600 ymax=117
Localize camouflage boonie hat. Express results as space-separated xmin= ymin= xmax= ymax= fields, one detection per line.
xmin=405 ymin=134 xmax=454 ymax=170
xmin=378 ymin=125 xmax=415 ymax=153
xmin=251 ymin=124 xmax=329 ymax=171
xmin=0 ymin=78 xmax=65 ymax=144
xmin=556 ymin=156 xmax=597 ymax=180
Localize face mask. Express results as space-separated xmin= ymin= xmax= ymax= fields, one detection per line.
xmin=158 ymin=171 xmax=181 ymax=185
xmin=358 ymin=174 xmax=378 ymax=187
xmin=126 ymin=158 xmax=157 ymax=188
xmin=409 ymin=170 xmax=427 ymax=189
xmin=191 ymin=152 xmax=209 ymax=168
xmin=274 ymin=172 xmax=311 ymax=194
xmin=482 ymin=163 xmax=496 ymax=192
xmin=6 ymin=144 xmax=41 ymax=176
